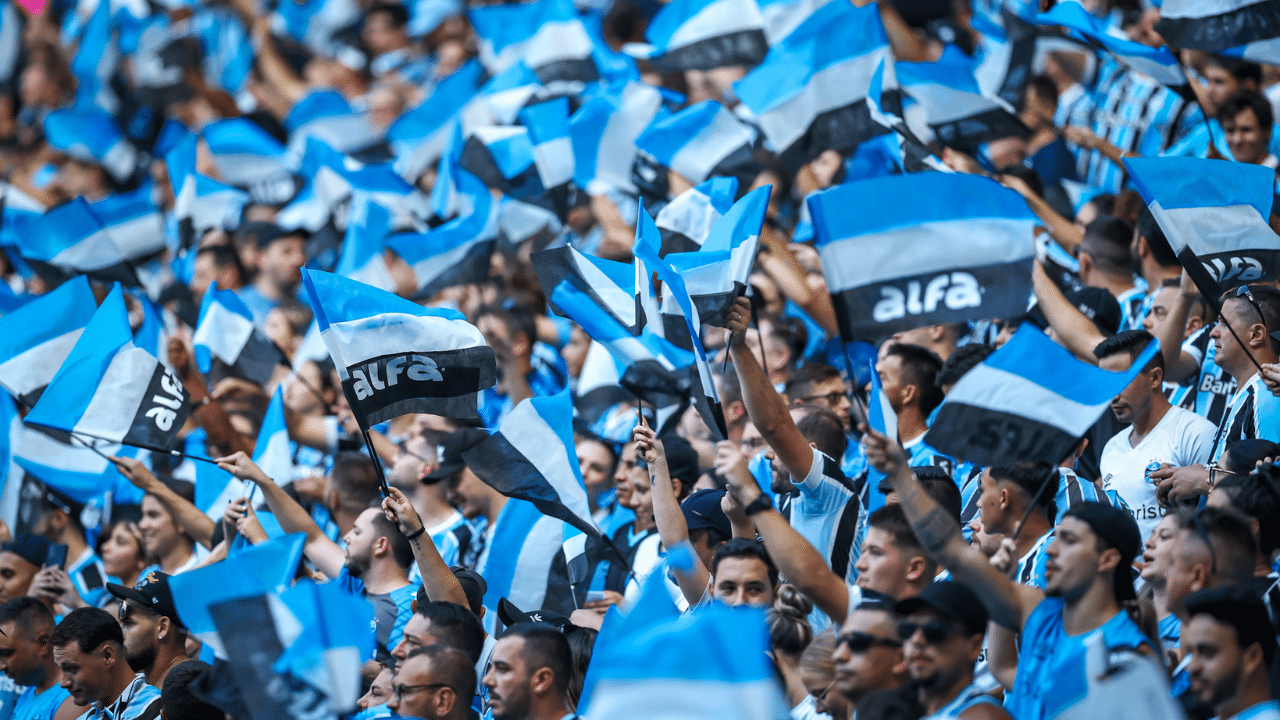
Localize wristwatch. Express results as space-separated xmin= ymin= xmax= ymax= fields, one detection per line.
xmin=743 ymin=494 xmax=773 ymax=516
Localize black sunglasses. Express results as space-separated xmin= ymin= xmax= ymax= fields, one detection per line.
xmin=898 ymin=620 xmax=965 ymax=644
xmin=836 ymin=631 xmax=902 ymax=654
xmin=1235 ymin=286 xmax=1271 ymax=331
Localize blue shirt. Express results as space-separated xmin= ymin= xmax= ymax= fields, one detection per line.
xmin=337 ymin=568 xmax=417 ymax=663
xmin=0 ymin=675 xmax=18 ymax=720
xmin=76 ymin=674 xmax=161 ymax=720
xmin=1214 ymin=700 xmax=1280 ymax=720
xmin=478 ymin=342 xmax=568 ymax=427
xmin=13 ymin=683 xmax=71 ymax=720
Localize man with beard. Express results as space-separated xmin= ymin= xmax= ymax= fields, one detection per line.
xmin=51 ymin=608 xmax=162 ymax=720
xmin=0 ymin=597 xmax=79 ymax=720
xmin=105 ymin=573 xmax=188 ymax=688
xmin=829 ymin=594 xmax=908 ymax=715
xmin=1182 ymin=585 xmax=1279 ymax=720
xmin=483 ymin=623 xmax=576 ymax=720
xmin=893 ymin=582 xmax=1011 ymax=720
xmin=339 ymin=508 xmax=416 ymax=665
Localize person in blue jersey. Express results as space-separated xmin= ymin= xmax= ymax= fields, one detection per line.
xmin=51 ymin=608 xmax=163 ymax=720
xmin=1183 ymin=586 xmax=1280 ymax=720
xmin=971 ymin=464 xmax=1058 ymax=590
xmin=0 ymin=598 xmax=79 ymax=720
xmin=234 ymin=223 xmax=308 ymax=327
xmin=104 ymin=573 xmax=189 ymax=689
xmin=27 ymin=488 xmax=109 ymax=610
xmin=1154 ymin=285 xmax=1280 ymax=507
xmin=390 ymin=427 xmax=475 ymax=570
xmin=483 ymin=623 xmax=577 ymax=720
xmin=389 ymin=645 xmax=476 ymax=720
xmin=158 ymin=661 xmax=222 ymax=720
xmin=861 ymin=426 xmax=1165 ymax=720
xmin=476 ymin=304 xmax=568 ymax=428
xmin=894 ymin=582 xmax=1011 ymax=720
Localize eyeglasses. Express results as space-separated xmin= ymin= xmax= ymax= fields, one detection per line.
xmin=1206 ymin=461 xmax=1236 ymax=488
xmin=800 ymin=391 xmax=849 ymax=406
xmin=835 ymin=631 xmax=903 ymax=654
xmin=1235 ymin=286 xmax=1269 ymax=327
xmin=393 ymin=684 xmax=453 ymax=698
xmin=897 ymin=620 xmax=965 ymax=645
xmin=396 ymin=441 xmax=433 ymax=464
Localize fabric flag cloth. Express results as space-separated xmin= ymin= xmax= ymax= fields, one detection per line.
xmin=531 ymin=243 xmax=638 ymax=333
xmin=199 ymin=118 xmax=299 ymax=206
xmin=631 ymin=0 xmax=767 ymax=71
xmin=193 ymin=282 xmax=287 ymax=385
xmin=25 ymin=284 xmax=191 ymax=451
xmin=42 ymin=109 xmax=137 ymax=183
xmin=272 ymin=580 xmax=374 ymax=714
xmin=1156 ymin=0 xmax=1280 ymax=54
xmin=284 ymin=89 xmax=389 ymax=161
xmin=475 ymin=497 xmax=576 ymax=635
xmin=0 ymin=275 xmax=95 ymax=406
xmin=925 ymin=324 xmax=1159 ymax=467
xmin=662 ymin=184 xmax=770 ymax=327
xmin=864 ymin=358 xmax=897 ymax=513
xmin=196 ymin=460 xmax=248 ymax=522
xmin=334 ymin=195 xmax=397 ymax=293
xmin=972 ymin=10 xmax=1038 ymax=107
xmin=581 ymin=549 xmax=790 ymax=720
xmin=809 ymin=173 xmax=1037 ymax=341
xmin=462 ymin=389 xmax=601 ymax=537
xmin=1125 ymin=156 xmax=1280 ymax=299
xmin=895 ymin=45 xmax=1028 ymax=153
xmin=519 ymin=98 xmax=575 ymax=195
xmin=388 ymin=60 xmax=486 ymax=181
xmin=633 ymin=101 xmax=761 ymax=199
xmin=864 ymin=59 xmax=951 ymax=174
xmin=569 ymin=81 xmax=666 ymax=195
xmin=733 ymin=1 xmax=897 ymax=173
xmin=1037 ymin=2 xmax=1191 ymax=93
xmin=655 ymin=177 xmax=738 ymax=255
xmin=23 ymin=198 xmax=140 ymax=285
xmin=302 ymin=268 xmax=497 ymax=426
xmin=468 ymin=0 xmax=600 ymax=84
xmin=87 ymin=184 xmax=167 ymax=263
xmin=12 ymin=424 xmax=144 ymax=504
xmin=172 ymin=173 xmax=250 ymax=251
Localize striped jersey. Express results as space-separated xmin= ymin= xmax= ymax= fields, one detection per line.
xmin=1183 ymin=326 xmax=1236 ymax=427
xmin=1209 ymin=374 xmax=1280 ymax=462
xmin=1117 ymin=286 xmax=1148 ymax=332
xmin=790 ymin=447 xmax=865 ymax=587
xmin=1054 ymin=467 xmax=1131 ymax=525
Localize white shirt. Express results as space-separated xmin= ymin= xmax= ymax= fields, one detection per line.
xmin=1100 ymin=406 xmax=1216 ymax=538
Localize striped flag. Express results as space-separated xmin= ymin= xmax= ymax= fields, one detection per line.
xmin=254 ymin=386 xmax=293 ymax=487
xmin=334 ymin=196 xmax=397 ymax=293
xmin=25 ymin=285 xmax=191 ymax=451
xmin=0 ymin=275 xmax=96 ymax=405
xmin=389 ymin=60 xmax=486 ymax=181
xmin=809 ymin=173 xmax=1037 ymax=341
xmin=284 ymin=90 xmax=389 ymax=161
xmin=733 ymin=1 xmax=897 ymax=172
xmin=474 ymin=497 xmax=575 ymax=635
xmin=462 ymin=389 xmax=600 ymax=537
xmin=459 ymin=125 xmax=543 ymax=197
xmin=200 ymin=118 xmax=299 ymax=206
xmin=1157 ymin=0 xmax=1280 ymax=53
xmin=172 ymin=173 xmax=250 ymax=251
xmin=655 ymin=176 xmax=738 ymax=255
xmin=1222 ymin=38 xmax=1280 ymax=65
xmin=865 ymin=59 xmax=951 ymax=174
xmin=469 ymin=0 xmax=600 ymax=85
xmin=193 ymin=282 xmax=287 ymax=386
xmin=87 ymin=185 xmax=166 ymax=264
xmin=196 ymin=460 xmax=249 ymax=522
xmin=13 ymin=424 xmax=145 ymax=503
xmin=1125 ymin=156 xmax=1280 ymax=298
xmin=757 ymin=0 xmax=834 ymax=44
xmin=895 ymin=46 xmax=1027 ymax=153
xmin=531 ymin=244 xmax=638 ymax=333
xmin=631 ymin=0 xmax=767 ymax=71
xmin=23 ymin=198 xmax=139 ymax=285
xmin=569 ymin=81 xmax=665 ymax=195
xmin=302 ymin=268 xmax=498 ymax=425
xmin=633 ymin=101 xmax=761 ymax=196
xmin=865 ymin=359 xmax=897 ymax=512
xmin=1037 ymin=2 xmax=1190 ymax=93
xmin=518 ymin=98 xmax=575 ymax=194
xmin=42 ymin=110 xmax=135 ymax=183
xmin=273 ymin=580 xmax=375 ymax=713
xmin=925 ymin=324 xmax=1158 ymax=467
xmin=973 ymin=10 xmax=1038 ymax=107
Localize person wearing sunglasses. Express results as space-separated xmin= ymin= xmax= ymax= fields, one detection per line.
xmin=894 ymin=581 xmax=1011 ymax=720
xmin=830 ymin=597 xmax=909 ymax=713
xmin=388 ymin=644 xmax=476 ymax=720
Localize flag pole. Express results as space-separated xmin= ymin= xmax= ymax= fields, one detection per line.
xmin=1011 ymin=451 xmax=1072 ymax=542
xmin=64 ymin=428 xmax=222 ymax=465
xmin=362 ymin=429 xmax=392 ymax=497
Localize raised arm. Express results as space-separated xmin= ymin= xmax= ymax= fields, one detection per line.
xmin=861 ymin=427 xmax=1043 ymax=631
xmin=215 ymin=452 xmax=346 ymax=578
xmin=998 ymin=172 xmax=1085 ymax=254
xmin=1157 ymin=270 xmax=1206 ymax=383
xmin=717 ymin=441 xmax=851 ymax=623
xmin=633 ymin=419 xmax=711 ymax=606
xmin=112 ymin=457 xmax=217 ymax=549
xmin=724 ymin=297 xmax=816 ymax=479
xmin=381 ymin=486 xmax=470 ymax=609
xmin=1031 ymin=260 xmax=1106 ymax=362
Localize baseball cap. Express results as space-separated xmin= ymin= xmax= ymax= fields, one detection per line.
xmin=107 ymin=571 xmax=184 ymax=628
xmin=662 ymin=435 xmax=701 ymax=493
xmin=496 ymin=598 xmax=569 ymax=631
xmin=895 ymin=580 xmax=989 ymax=636
xmin=2 ymin=535 xmax=51 ymax=569
xmin=451 ymin=566 xmax=487 ymax=617
xmin=1064 ymin=501 xmax=1142 ymax=602
xmin=233 ymin=221 xmax=291 ymax=250
xmin=681 ymin=489 xmax=732 ymax=539
xmin=1025 ymin=286 xmax=1122 ymax=337
xmin=424 ymin=428 xmax=491 ymax=482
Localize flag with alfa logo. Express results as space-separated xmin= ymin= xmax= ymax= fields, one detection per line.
xmin=301 ymin=268 xmax=498 ymax=426
xmin=24 ymin=284 xmax=191 ymax=450
xmin=809 ymin=173 xmax=1037 ymax=341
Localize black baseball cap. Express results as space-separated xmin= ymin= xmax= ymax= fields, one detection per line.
xmin=451 ymin=566 xmax=487 ymax=617
xmin=496 ymin=597 xmax=569 ymax=631
xmin=1064 ymin=501 xmax=1142 ymax=602
xmin=681 ymin=489 xmax=732 ymax=539
xmin=1025 ymin=286 xmax=1122 ymax=337
xmin=895 ymin=580 xmax=989 ymax=636
xmin=107 ymin=571 xmax=184 ymax=628
xmin=424 ymin=428 xmax=491 ymax=482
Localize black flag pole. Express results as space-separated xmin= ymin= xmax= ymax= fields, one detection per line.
xmin=66 ymin=428 xmax=222 ymax=465
xmin=362 ymin=429 xmax=392 ymax=497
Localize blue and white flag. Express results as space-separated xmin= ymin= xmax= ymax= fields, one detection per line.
xmin=196 ymin=460 xmax=247 ymax=521
xmin=570 ymin=82 xmax=666 ymax=194
xmin=389 ymin=60 xmax=486 ymax=181
xmin=733 ymin=1 xmax=897 ymax=172
xmin=193 ymin=282 xmax=286 ymax=385
xmin=519 ymin=98 xmax=575 ymax=192
xmin=757 ymin=0 xmax=835 ymax=44
xmin=170 ymin=550 xmax=272 ymax=657
xmin=459 ymin=125 xmax=541 ymax=196
xmin=87 ymin=184 xmax=167 ymax=263
xmin=925 ymin=324 xmax=1158 ymax=467
xmin=972 ymin=10 xmax=1037 ymax=107
xmin=25 ymin=285 xmax=190 ymax=450
xmin=1157 ymin=0 xmax=1280 ymax=53
xmin=278 ymin=138 xmax=426 ymax=234
xmin=43 ymin=112 xmax=134 ymax=184
xmin=462 ymin=389 xmax=601 ymax=537
xmin=0 ymin=183 xmax=44 ymax=254
xmin=0 ymin=275 xmax=96 ymax=405
xmin=864 ymin=359 xmax=897 ymax=512
xmin=1125 ymin=156 xmax=1280 ymax=298
xmin=582 ymin=553 xmax=789 ymax=720
xmin=895 ymin=46 xmax=1027 ymax=153
xmin=655 ymin=177 xmax=738 ymax=255
xmin=302 ymin=268 xmax=498 ymax=425
xmin=633 ymin=101 xmax=760 ymax=197
xmin=662 ymin=184 xmax=770 ymax=327
xmin=284 ymin=90 xmax=388 ymax=161
xmin=469 ymin=0 xmax=599 ymax=85
xmin=200 ymin=118 xmax=298 ymax=205
xmin=865 ymin=59 xmax=951 ymax=174
xmin=172 ymin=173 xmax=250 ymax=250
xmin=631 ymin=0 xmax=767 ymax=71
xmin=273 ymin=580 xmax=374 ymax=714
xmin=13 ymin=424 xmax=144 ymax=503
xmin=531 ymin=244 xmax=638 ymax=333
xmin=475 ymin=497 xmax=575 ymax=635
xmin=385 ymin=168 xmax=499 ymax=299
xmin=809 ymin=173 xmax=1037 ymax=340
xmin=334 ymin=196 xmax=396 ymax=292
xmin=254 ymin=386 xmax=293 ymax=487
xmin=1222 ymin=37 xmax=1280 ymax=65
xmin=1037 ymin=2 xmax=1190 ymax=92
xmin=24 ymin=198 xmax=139 ymax=285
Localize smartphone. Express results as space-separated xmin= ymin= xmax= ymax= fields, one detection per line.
xmin=585 ymin=590 xmax=606 ymax=604
xmin=44 ymin=543 xmax=68 ymax=569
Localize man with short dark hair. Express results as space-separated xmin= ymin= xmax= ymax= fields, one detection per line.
xmin=159 ymin=661 xmax=221 ymax=720
xmin=0 ymin=598 xmax=78 ymax=720
xmin=388 ymin=427 xmax=473 ymax=569
xmin=877 ymin=343 xmax=945 ymax=458
xmin=475 ymin=305 xmax=568 ymax=428
xmin=51 ymin=607 xmax=162 ymax=720
xmin=105 ymin=573 xmax=188 ymax=688
xmin=1166 ymin=508 xmax=1261 ymax=622
xmin=855 ymin=505 xmax=936 ymax=601
xmin=483 ymin=623 xmax=576 ymax=720
xmin=1076 ymin=216 xmax=1143 ymax=329
xmin=710 ymin=538 xmax=777 ymax=608
xmin=389 ymin=645 xmax=476 ymax=720
xmin=1182 ymin=585 xmax=1279 ymax=720
xmin=784 ymin=363 xmax=852 ymax=430
xmin=235 ymin=223 xmax=307 ymax=326
xmin=971 ymin=464 xmax=1058 ymax=589
xmin=830 ymin=598 xmax=907 ymax=713
xmin=393 ymin=601 xmax=486 ymax=667
xmin=1220 ymin=90 xmax=1277 ymax=168
xmin=190 ymin=244 xmax=246 ymax=300
xmin=890 ymin=323 xmax=966 ymax=363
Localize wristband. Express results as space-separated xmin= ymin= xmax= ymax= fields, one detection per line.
xmin=403 ymin=525 xmax=426 ymax=541
xmin=743 ymin=494 xmax=773 ymax=516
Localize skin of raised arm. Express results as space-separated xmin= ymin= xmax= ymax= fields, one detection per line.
xmin=634 ymin=420 xmax=710 ymax=606
xmin=381 ymin=486 xmax=470 ymax=609
xmin=111 ymin=457 xmax=217 ymax=549
xmin=1032 ymin=260 xmax=1106 ymax=363
xmin=1157 ymin=272 xmax=1205 ymax=383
